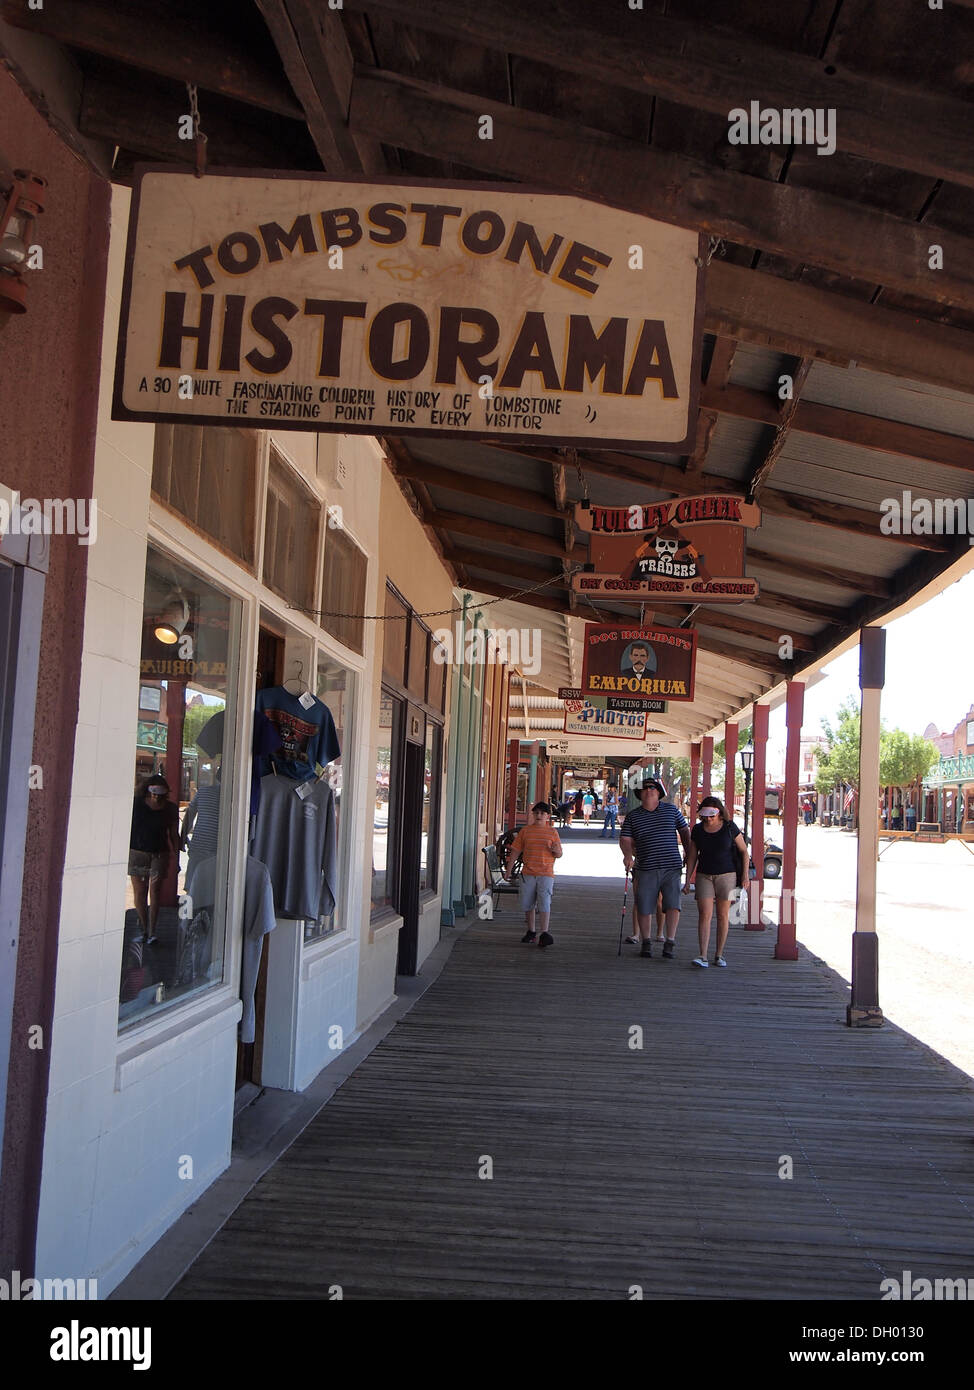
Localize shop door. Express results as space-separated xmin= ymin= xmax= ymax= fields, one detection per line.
xmin=395 ymin=713 xmax=426 ymax=977
xmin=236 ymin=626 xmax=283 ymax=1088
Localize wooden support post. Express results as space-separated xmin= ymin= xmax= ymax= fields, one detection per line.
xmin=689 ymin=742 xmax=701 ymax=822
xmin=506 ymin=738 xmax=520 ymax=831
xmin=723 ymin=721 xmax=738 ymax=814
xmin=849 ymin=628 xmax=886 ymax=1027
xmin=701 ymin=736 xmax=714 ymax=797
xmin=747 ymin=703 xmax=770 ymax=930
xmin=776 ymin=682 xmax=803 ymax=960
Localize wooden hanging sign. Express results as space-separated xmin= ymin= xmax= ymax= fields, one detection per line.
xmin=113 ymin=168 xmax=703 ymax=450
xmin=572 ymin=494 xmax=761 ymax=601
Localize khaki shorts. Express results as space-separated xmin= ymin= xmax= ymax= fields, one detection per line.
xmin=695 ymin=870 xmax=737 ymax=901
xmin=128 ymin=849 xmax=169 ymax=881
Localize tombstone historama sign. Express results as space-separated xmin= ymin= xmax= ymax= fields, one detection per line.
xmin=113 ymin=169 xmax=703 ymax=449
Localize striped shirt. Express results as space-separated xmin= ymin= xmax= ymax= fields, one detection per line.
xmin=620 ymin=802 xmax=688 ymax=871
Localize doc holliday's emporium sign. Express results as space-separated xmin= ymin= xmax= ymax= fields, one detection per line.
xmin=581 ymin=623 xmax=697 ymax=704
xmin=572 ymin=494 xmax=761 ymax=602
xmin=113 ymin=169 xmax=703 ymax=449
xmin=563 ymin=701 xmax=649 ymax=738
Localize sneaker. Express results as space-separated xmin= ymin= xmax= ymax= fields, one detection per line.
xmin=538 ymin=932 xmax=554 ymax=949
xmin=521 ymin=930 xmax=537 ymax=943
xmin=640 ymin=940 xmax=653 ymax=958
xmin=662 ymin=939 xmax=675 ymax=959
xmin=714 ymin=956 xmax=727 ymax=967
xmin=625 ymin=934 xmax=640 ymax=946
xmin=692 ymin=956 xmax=709 ymax=968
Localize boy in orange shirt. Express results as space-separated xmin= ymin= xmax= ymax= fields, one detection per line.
xmin=506 ymin=801 xmax=564 ymax=949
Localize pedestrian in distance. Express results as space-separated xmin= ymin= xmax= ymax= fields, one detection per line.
xmin=506 ymin=801 xmax=563 ymax=949
xmin=601 ymin=788 xmax=619 ymax=838
xmin=582 ymin=790 xmax=595 ymax=822
xmin=619 ymin=779 xmax=690 ymax=958
xmin=683 ymin=795 xmax=749 ymax=968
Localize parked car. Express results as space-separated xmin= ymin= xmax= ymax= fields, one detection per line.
xmin=746 ymin=836 xmax=783 ymax=879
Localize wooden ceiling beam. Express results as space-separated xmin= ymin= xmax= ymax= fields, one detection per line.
xmin=348 ymin=66 xmax=974 ymax=314
xmin=755 ymin=590 xmax=847 ymax=625
xmin=391 ymin=455 xmax=566 ymax=519
xmin=345 ymin=0 xmax=974 ymax=188
xmin=755 ymin=488 xmax=948 ymax=551
xmin=76 ymin=66 xmax=313 ymax=169
xmin=447 ymin=545 xmax=562 ymax=587
xmin=746 ymin=547 xmax=888 ymax=598
xmin=702 ymin=382 xmax=974 ymax=477
xmin=690 ymin=633 xmax=783 ymax=677
xmin=1 ymin=0 xmax=303 ymax=118
xmin=693 ymin=608 xmax=816 ymax=651
xmin=256 ymin=0 xmax=383 ymax=172
xmin=706 ymin=262 xmax=974 ymax=398
xmin=746 ymin=357 xmax=813 ymax=502
xmin=466 ymin=577 xmax=580 ymax=617
xmin=427 ymin=508 xmax=586 ymax=562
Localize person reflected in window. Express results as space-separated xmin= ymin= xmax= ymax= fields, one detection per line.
xmin=128 ymin=773 xmax=179 ymax=947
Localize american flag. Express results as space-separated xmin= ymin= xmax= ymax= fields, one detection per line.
xmin=843 ymin=787 xmax=855 ymax=811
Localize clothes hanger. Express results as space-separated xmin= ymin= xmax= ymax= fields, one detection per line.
xmin=282 ymin=659 xmax=305 ymax=694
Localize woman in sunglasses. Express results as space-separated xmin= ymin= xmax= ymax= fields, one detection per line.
xmin=683 ymin=795 xmax=748 ymax=968
xmin=128 ymin=773 xmax=180 ymax=947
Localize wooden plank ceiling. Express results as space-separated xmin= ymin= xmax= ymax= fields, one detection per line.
xmin=6 ymin=0 xmax=973 ymax=736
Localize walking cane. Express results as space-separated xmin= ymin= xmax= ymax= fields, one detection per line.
xmin=617 ymin=868 xmax=631 ymax=956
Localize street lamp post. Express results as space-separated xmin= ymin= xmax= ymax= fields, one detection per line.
xmin=740 ymin=741 xmax=755 ymax=842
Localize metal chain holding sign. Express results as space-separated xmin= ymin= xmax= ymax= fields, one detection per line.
xmin=186 ymin=83 xmax=208 ymax=178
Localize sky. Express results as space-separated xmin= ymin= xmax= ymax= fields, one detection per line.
xmin=765 ymin=565 xmax=974 ymax=765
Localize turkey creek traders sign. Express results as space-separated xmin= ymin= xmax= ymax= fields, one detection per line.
xmin=581 ymin=623 xmax=697 ymax=704
xmin=113 ymin=169 xmax=704 ymax=448
xmin=573 ymin=494 xmax=761 ymax=602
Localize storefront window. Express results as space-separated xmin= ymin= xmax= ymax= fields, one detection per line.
xmin=263 ymin=448 xmax=320 ymax=612
xmin=305 ymin=653 xmax=355 ymax=944
xmin=119 ymin=548 xmax=239 ymax=1027
xmin=419 ymin=721 xmax=442 ymax=892
xmin=372 ymin=691 xmax=402 ymax=914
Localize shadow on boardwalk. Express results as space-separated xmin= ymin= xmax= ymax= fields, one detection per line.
xmin=170 ymin=874 xmax=974 ymax=1300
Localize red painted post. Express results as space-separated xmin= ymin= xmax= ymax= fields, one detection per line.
xmin=701 ymin=735 xmax=714 ymax=797
xmin=506 ymin=738 xmax=520 ymax=829
xmin=776 ymin=681 xmax=803 ymax=960
xmin=747 ymin=704 xmax=769 ymax=930
xmin=723 ymin=721 xmax=738 ymax=814
xmin=689 ymin=742 xmax=701 ymax=822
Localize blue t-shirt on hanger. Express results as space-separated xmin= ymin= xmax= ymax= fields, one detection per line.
xmin=254 ymin=685 xmax=341 ymax=782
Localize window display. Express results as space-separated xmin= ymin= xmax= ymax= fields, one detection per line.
xmin=372 ymin=692 xmax=401 ymax=914
xmin=305 ymin=654 xmax=354 ymax=943
xmin=119 ymin=549 xmax=239 ymax=1027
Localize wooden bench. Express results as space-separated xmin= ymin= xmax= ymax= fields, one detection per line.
xmin=482 ymin=844 xmax=520 ymax=915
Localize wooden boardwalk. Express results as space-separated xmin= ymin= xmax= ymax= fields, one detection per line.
xmin=171 ymin=873 xmax=974 ymax=1300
